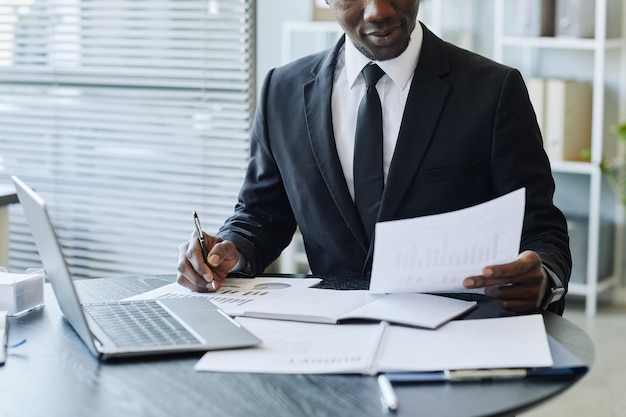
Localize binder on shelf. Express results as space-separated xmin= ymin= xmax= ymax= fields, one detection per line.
xmin=514 ymin=0 xmax=556 ymax=37
xmin=543 ymin=78 xmax=592 ymax=162
xmin=313 ymin=0 xmax=335 ymax=21
xmin=541 ymin=0 xmax=557 ymax=36
xmin=555 ymin=0 xmax=596 ymax=38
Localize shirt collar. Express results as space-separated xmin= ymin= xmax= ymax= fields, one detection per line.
xmin=345 ymin=22 xmax=423 ymax=91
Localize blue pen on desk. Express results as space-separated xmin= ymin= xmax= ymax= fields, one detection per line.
xmin=386 ymin=369 xmax=527 ymax=383
xmin=193 ymin=210 xmax=209 ymax=261
xmin=385 ymin=368 xmax=571 ymax=383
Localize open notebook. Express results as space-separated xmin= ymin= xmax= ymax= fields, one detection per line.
xmin=194 ymin=314 xmax=555 ymax=374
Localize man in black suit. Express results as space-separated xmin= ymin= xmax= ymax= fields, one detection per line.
xmin=177 ymin=0 xmax=571 ymax=314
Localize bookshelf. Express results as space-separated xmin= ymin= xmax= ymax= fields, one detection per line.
xmin=493 ymin=0 xmax=626 ymax=317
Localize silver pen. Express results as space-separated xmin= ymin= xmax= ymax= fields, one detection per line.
xmin=377 ymin=373 xmax=398 ymax=412
xmin=193 ymin=210 xmax=209 ymax=261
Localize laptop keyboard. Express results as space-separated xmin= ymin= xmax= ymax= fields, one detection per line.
xmin=83 ymin=300 xmax=200 ymax=348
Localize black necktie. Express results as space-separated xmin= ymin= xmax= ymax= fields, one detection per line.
xmin=354 ymin=63 xmax=385 ymax=241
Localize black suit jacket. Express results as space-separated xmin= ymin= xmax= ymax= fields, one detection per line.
xmin=219 ymin=24 xmax=571 ymax=314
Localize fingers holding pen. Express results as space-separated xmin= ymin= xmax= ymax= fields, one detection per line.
xmin=177 ymin=236 xmax=214 ymax=292
xmin=205 ymin=240 xmax=240 ymax=285
xmin=176 ymin=231 xmax=239 ymax=293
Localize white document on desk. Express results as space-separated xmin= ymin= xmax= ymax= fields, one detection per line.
xmin=123 ymin=277 xmax=321 ymax=316
xmin=369 ymin=188 xmax=525 ymax=294
xmin=194 ymin=314 xmax=553 ymax=374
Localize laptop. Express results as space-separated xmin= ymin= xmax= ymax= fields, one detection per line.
xmin=11 ymin=175 xmax=261 ymax=360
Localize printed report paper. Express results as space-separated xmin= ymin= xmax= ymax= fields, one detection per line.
xmin=124 ymin=277 xmax=321 ymax=316
xmin=369 ymin=188 xmax=525 ymax=293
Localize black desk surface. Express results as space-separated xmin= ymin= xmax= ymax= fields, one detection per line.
xmin=1 ymin=274 xmax=594 ymax=417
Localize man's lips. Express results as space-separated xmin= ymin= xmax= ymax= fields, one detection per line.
xmin=366 ymin=26 xmax=397 ymax=37
xmin=364 ymin=25 xmax=401 ymax=43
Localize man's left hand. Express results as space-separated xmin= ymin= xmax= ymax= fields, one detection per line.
xmin=463 ymin=250 xmax=548 ymax=313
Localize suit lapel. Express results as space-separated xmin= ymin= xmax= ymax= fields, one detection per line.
xmin=303 ymin=36 xmax=370 ymax=249
xmin=379 ymin=25 xmax=451 ymax=222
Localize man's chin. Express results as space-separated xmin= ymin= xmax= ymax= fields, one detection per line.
xmin=357 ymin=37 xmax=410 ymax=61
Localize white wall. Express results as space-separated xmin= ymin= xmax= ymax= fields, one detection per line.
xmin=256 ymin=1 xmax=313 ymax=99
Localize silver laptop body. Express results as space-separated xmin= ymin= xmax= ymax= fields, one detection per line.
xmin=12 ymin=175 xmax=261 ymax=360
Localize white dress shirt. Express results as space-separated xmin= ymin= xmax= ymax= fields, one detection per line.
xmin=331 ymin=24 xmax=423 ymax=200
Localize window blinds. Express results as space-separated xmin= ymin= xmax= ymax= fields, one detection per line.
xmin=0 ymin=0 xmax=255 ymax=278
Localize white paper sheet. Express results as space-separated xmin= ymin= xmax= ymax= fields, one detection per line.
xmin=194 ymin=314 xmax=553 ymax=374
xmin=369 ymin=188 xmax=525 ymax=293
xmin=377 ymin=315 xmax=553 ymax=372
xmin=123 ymin=277 xmax=321 ymax=316
xmin=195 ymin=317 xmax=379 ymax=374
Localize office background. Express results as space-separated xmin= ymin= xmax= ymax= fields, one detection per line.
xmin=0 ymin=1 xmax=625 ymax=415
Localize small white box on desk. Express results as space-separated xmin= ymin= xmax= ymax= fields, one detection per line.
xmin=0 ymin=269 xmax=44 ymax=316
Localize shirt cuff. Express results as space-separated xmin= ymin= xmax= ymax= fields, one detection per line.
xmin=229 ymin=251 xmax=251 ymax=274
xmin=541 ymin=264 xmax=565 ymax=310
xmin=543 ymin=264 xmax=564 ymax=290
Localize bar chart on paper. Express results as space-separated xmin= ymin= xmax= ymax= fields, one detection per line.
xmin=370 ymin=189 xmax=525 ymax=293
xmin=124 ymin=277 xmax=322 ymax=316
xmin=394 ymin=235 xmax=503 ymax=268
xmin=393 ymin=235 xmax=505 ymax=285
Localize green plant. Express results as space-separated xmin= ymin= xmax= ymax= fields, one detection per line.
xmin=601 ymin=122 xmax=626 ymax=205
xmin=617 ymin=121 xmax=626 ymax=142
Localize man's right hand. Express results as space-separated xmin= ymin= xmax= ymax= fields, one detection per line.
xmin=177 ymin=232 xmax=239 ymax=292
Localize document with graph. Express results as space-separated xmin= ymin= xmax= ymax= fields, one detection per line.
xmin=124 ymin=276 xmax=321 ymax=316
xmin=369 ymin=188 xmax=525 ymax=294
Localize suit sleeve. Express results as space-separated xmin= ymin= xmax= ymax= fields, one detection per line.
xmin=491 ymin=68 xmax=571 ymax=314
xmin=217 ymin=69 xmax=297 ymax=273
